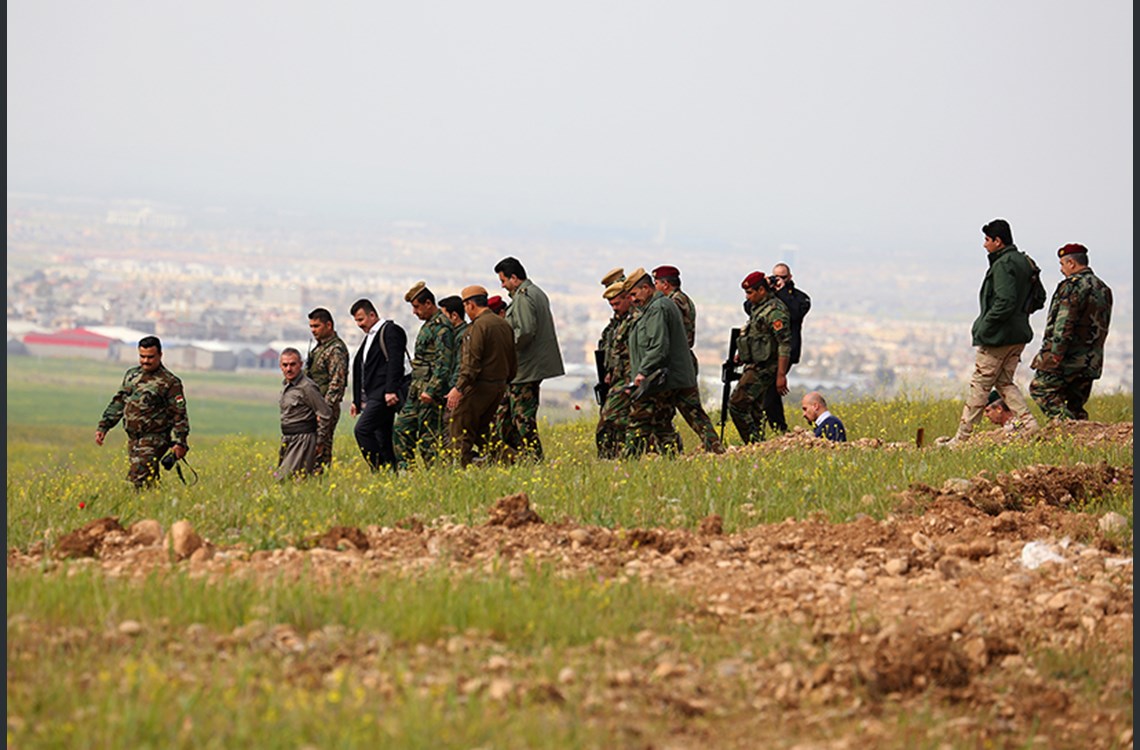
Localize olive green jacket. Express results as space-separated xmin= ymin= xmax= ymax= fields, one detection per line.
xmin=629 ymin=291 xmax=696 ymax=393
xmin=506 ymin=278 xmax=565 ymax=384
xmin=971 ymin=245 xmax=1034 ymax=347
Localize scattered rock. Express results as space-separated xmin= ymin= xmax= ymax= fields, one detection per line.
xmin=1099 ymin=512 xmax=1128 ymax=534
xmin=128 ymin=519 xmax=163 ymax=546
xmin=165 ymin=520 xmax=203 ymax=560
xmin=118 ymin=620 xmax=143 ymax=637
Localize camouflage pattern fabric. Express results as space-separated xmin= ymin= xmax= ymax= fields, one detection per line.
xmin=596 ymin=312 xmax=633 ymax=458
xmin=505 ymin=381 xmax=542 ymax=460
xmin=668 ymin=289 xmax=697 ymax=350
xmin=597 ymin=385 xmax=633 ymax=459
xmin=627 ymin=389 xmax=682 ymax=457
xmin=306 ymin=333 xmax=349 ymax=471
xmin=1029 ymin=372 xmax=1093 ymax=421
xmin=98 ymin=364 xmax=189 ymax=488
xmin=729 ymin=366 xmax=776 ymax=444
xmin=665 ymin=286 xmax=722 ymax=453
xmin=127 ymin=434 xmax=172 ymax=488
xmin=728 ymin=294 xmax=792 ymax=444
xmin=394 ymin=311 xmax=457 ymax=469
xmin=394 ymin=399 xmax=447 ymax=468
xmin=447 ymin=321 xmax=468 ymax=389
xmin=674 ymin=385 xmax=725 ymax=453
xmin=441 ymin=320 xmax=467 ymax=450
xmin=1029 ymin=267 xmax=1112 ymax=419
xmin=490 ymin=391 xmax=523 ymax=462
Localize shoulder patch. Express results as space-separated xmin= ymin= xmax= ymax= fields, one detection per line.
xmin=772 ymin=320 xmax=784 ymax=331
xmin=174 ymin=395 xmax=186 ymax=406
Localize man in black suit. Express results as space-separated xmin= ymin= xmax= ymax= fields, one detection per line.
xmin=349 ymin=298 xmax=408 ymax=471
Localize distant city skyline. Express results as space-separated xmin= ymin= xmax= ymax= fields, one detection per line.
xmin=7 ymin=197 xmax=1131 ymax=398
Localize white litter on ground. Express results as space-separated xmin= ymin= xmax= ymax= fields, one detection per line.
xmin=1021 ymin=539 xmax=1070 ymax=569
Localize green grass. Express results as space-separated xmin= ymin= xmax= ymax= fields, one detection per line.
xmin=6 ymin=358 xmax=1134 ymax=749
xmin=7 ymin=355 xmax=283 ymax=436
xmin=4 ymin=356 xmax=1134 ymax=551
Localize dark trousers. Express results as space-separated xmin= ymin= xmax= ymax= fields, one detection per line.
xmin=451 ymin=382 xmax=507 ymax=467
xmin=354 ymin=399 xmax=397 ymax=471
xmin=762 ymin=363 xmax=793 ymax=432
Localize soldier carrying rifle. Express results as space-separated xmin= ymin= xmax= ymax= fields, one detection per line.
xmin=595 ymin=269 xmax=638 ymax=458
xmin=729 ymin=271 xmax=791 ymax=444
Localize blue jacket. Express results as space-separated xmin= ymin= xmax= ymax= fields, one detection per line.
xmin=814 ymin=414 xmax=847 ymax=442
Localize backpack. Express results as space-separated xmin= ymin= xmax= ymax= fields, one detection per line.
xmin=1022 ymin=252 xmax=1048 ymax=314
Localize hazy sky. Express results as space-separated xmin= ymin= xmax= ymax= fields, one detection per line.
xmin=7 ymin=0 xmax=1133 ymax=269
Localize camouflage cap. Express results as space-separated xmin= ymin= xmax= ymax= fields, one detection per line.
xmin=602 ymin=280 xmax=626 ymax=300
xmin=622 ymin=267 xmax=649 ymax=293
xmin=600 ymin=267 xmax=625 ymax=286
xmin=404 ymin=280 xmax=427 ymax=303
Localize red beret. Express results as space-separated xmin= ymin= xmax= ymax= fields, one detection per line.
xmin=652 ymin=265 xmax=680 ymax=280
xmin=1057 ymin=243 xmax=1088 ymax=258
xmin=487 ymin=295 xmax=506 ymax=313
xmin=741 ymin=271 xmax=764 ymax=290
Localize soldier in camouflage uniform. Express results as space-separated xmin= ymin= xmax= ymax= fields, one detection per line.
xmin=305 ymin=307 xmax=349 ymax=472
xmin=95 ymin=336 xmax=190 ymax=488
xmin=394 ymin=282 xmax=458 ymax=469
xmin=1029 ymin=243 xmax=1113 ymax=420
xmin=596 ymin=279 xmax=636 ymax=458
xmin=437 ymin=295 xmax=467 ymax=450
xmin=653 ymin=265 xmax=725 ymax=454
xmin=487 ymin=295 xmax=523 ymax=460
xmin=729 ymin=272 xmax=791 ymax=444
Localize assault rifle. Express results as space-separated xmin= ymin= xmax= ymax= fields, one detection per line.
xmin=719 ymin=327 xmax=742 ymax=443
xmin=593 ymin=348 xmax=609 ymax=406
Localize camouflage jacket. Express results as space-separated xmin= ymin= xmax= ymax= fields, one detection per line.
xmin=447 ymin=321 xmax=468 ymax=388
xmin=603 ymin=311 xmax=634 ymax=384
xmin=598 ymin=316 xmax=618 ymax=360
xmin=1031 ymin=268 xmax=1113 ymax=378
xmin=738 ymin=295 xmax=791 ymax=368
xmin=305 ymin=333 xmax=349 ymax=406
xmin=411 ymin=310 xmax=458 ymax=401
xmin=98 ymin=364 xmax=190 ymax=442
xmin=667 ymin=288 xmax=697 ymax=349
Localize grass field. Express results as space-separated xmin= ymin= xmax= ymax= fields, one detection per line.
xmin=6 ymin=356 xmax=1134 ymax=748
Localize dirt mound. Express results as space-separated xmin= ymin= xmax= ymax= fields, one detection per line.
xmin=486 ymin=492 xmax=544 ymax=528
xmin=898 ymin=461 xmax=1133 ymax=519
xmin=54 ymin=516 xmax=126 ymax=559
xmin=723 ymin=419 xmax=1134 ymax=454
xmin=311 ymin=525 xmax=370 ymax=551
